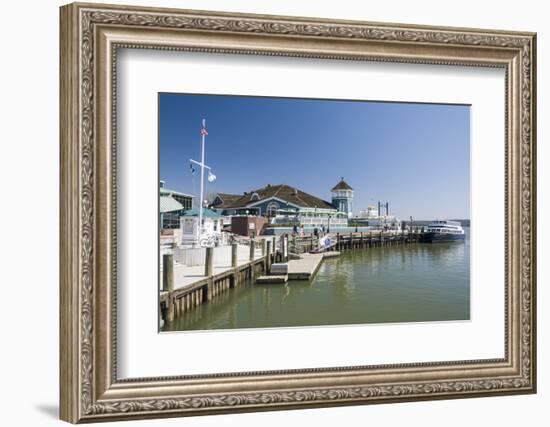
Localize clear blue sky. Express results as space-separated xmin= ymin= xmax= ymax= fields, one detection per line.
xmin=159 ymin=93 xmax=470 ymax=220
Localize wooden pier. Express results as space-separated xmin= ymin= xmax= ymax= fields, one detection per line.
xmin=160 ymin=238 xmax=285 ymax=325
xmin=331 ymin=229 xmax=423 ymax=252
xmin=287 ymin=253 xmax=324 ymax=280
xmin=160 ymin=230 xmax=425 ymax=326
xmin=288 ymin=229 xmax=424 ymax=255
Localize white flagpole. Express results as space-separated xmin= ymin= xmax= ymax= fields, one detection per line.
xmin=197 ymin=119 xmax=206 ymax=244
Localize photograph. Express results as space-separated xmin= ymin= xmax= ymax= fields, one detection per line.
xmin=158 ymin=93 xmax=471 ymax=332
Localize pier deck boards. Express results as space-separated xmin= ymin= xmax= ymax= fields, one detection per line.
xmin=287 ymin=253 xmax=324 ymax=280
xmin=163 ymin=248 xmax=264 ymax=292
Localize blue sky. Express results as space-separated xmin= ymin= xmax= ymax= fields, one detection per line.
xmin=159 ymin=93 xmax=470 ymax=220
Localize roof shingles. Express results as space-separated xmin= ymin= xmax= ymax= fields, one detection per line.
xmin=331 ymin=178 xmax=353 ymax=191
xmin=226 ymin=184 xmax=334 ymax=210
xmin=211 ymin=193 xmax=242 ymax=209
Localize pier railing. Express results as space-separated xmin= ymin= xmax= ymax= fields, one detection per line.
xmin=334 ymin=229 xmax=424 ymax=251
xmin=288 ymin=229 xmax=425 ymax=254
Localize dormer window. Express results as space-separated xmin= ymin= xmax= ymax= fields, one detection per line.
xmin=250 ymin=192 xmax=260 ymax=201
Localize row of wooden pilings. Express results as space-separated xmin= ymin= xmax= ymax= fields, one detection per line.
xmin=334 ymin=229 xmax=424 ymax=251
xmin=161 ymin=237 xmax=288 ymax=325
xmin=288 ymin=229 xmax=425 ymax=254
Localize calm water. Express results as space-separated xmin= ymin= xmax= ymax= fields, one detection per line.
xmin=163 ymin=228 xmax=470 ymax=331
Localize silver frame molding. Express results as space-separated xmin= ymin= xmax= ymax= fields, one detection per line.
xmin=60 ymin=2 xmax=536 ymax=423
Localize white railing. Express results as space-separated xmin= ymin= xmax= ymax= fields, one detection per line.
xmin=172 ymin=244 xmax=253 ymax=267
xmin=271 ymin=216 xmax=347 ymax=227
xmin=173 ymin=246 xmax=226 ymax=266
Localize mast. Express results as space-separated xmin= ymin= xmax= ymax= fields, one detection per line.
xmin=198 ymin=119 xmax=206 ymax=243
xmin=190 ymin=119 xmax=212 ymax=245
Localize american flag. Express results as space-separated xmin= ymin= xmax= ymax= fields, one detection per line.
xmin=200 ymin=119 xmax=208 ymax=136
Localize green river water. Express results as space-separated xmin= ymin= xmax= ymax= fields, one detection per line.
xmin=162 ymin=228 xmax=470 ymax=332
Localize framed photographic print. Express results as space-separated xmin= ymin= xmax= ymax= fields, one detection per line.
xmin=60 ymin=2 xmax=537 ymax=423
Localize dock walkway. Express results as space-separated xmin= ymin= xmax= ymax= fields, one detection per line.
xmin=287 ymin=252 xmax=330 ymax=280
xmin=164 ymin=245 xmax=264 ymax=292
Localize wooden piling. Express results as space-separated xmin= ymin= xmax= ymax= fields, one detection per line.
xmin=167 ymin=298 xmax=175 ymax=322
xmin=231 ymin=243 xmax=238 ymax=268
xmin=266 ymin=240 xmax=272 ymax=272
xmin=163 ymin=254 xmax=174 ymax=292
xmin=249 ymin=239 xmax=255 ymax=261
xmin=206 ymin=279 xmax=213 ymax=301
xmin=173 ymin=297 xmax=179 ymax=317
xmin=284 ymin=235 xmax=289 ymax=262
xmin=205 ymin=247 xmax=213 ymax=277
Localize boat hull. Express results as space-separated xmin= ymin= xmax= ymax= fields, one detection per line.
xmin=422 ymin=232 xmax=465 ymax=243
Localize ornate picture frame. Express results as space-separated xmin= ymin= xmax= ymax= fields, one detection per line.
xmin=60 ymin=2 xmax=536 ymax=423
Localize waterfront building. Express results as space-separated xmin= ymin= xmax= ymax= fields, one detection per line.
xmin=356 ymin=204 xmax=401 ymax=230
xmin=211 ymin=184 xmax=348 ymax=229
xmin=359 ymin=205 xmax=379 ymax=219
xmin=210 ymin=193 xmax=242 ymax=211
xmin=179 ymin=208 xmax=224 ymax=247
xmin=209 ymin=192 xmax=242 ymax=227
xmin=331 ymin=178 xmax=354 ymax=219
xmin=159 ymin=181 xmax=193 ymax=229
xmin=231 ymin=216 xmax=268 ymax=237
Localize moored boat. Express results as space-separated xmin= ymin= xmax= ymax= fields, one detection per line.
xmin=422 ymin=220 xmax=465 ymax=243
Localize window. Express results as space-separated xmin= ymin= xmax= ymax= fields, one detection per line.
xmin=267 ymin=202 xmax=279 ymax=217
xmin=162 ymin=212 xmax=180 ymax=229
